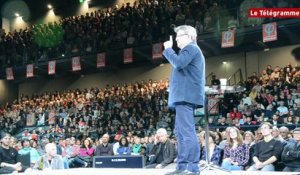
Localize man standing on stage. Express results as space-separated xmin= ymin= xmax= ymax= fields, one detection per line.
xmin=163 ymin=25 xmax=205 ymax=175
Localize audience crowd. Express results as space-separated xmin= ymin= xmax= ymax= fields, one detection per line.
xmin=1 ymin=0 xmax=299 ymax=67
xmin=0 ymin=0 xmax=300 ymax=172
xmin=0 ymin=62 xmax=299 ymax=172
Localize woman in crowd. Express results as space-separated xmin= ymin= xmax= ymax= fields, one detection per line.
xmin=221 ymin=127 xmax=250 ymax=171
xmin=117 ymin=137 xmax=131 ymax=155
xmin=199 ymin=131 xmax=222 ymax=166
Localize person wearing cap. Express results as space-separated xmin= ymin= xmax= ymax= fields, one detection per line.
xmin=281 ymin=127 xmax=300 ymax=172
xmin=146 ymin=128 xmax=176 ymax=169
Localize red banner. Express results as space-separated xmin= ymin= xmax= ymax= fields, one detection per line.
xmin=248 ymin=8 xmax=300 ymax=18
xmin=263 ymin=22 xmax=277 ymax=43
xmin=152 ymin=43 xmax=163 ymax=59
xmin=72 ymin=57 xmax=81 ymax=71
xmin=221 ymin=30 xmax=235 ymax=48
xmin=48 ymin=60 xmax=56 ymax=75
xmin=97 ymin=53 xmax=106 ymax=68
xmin=6 ymin=67 xmax=14 ymax=80
xmin=208 ymin=96 xmax=219 ymax=115
xmin=26 ymin=64 xmax=34 ymax=78
xmin=124 ymin=48 xmax=133 ymax=64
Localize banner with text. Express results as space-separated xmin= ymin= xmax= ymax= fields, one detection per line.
xmin=97 ymin=53 xmax=106 ymax=68
xmin=6 ymin=67 xmax=14 ymax=80
xmin=26 ymin=64 xmax=34 ymax=78
xmin=124 ymin=48 xmax=133 ymax=64
xmin=72 ymin=57 xmax=81 ymax=71
xmin=152 ymin=43 xmax=163 ymax=59
xmin=221 ymin=30 xmax=235 ymax=48
xmin=263 ymin=22 xmax=277 ymax=42
xmin=26 ymin=113 xmax=36 ymax=126
xmin=48 ymin=60 xmax=56 ymax=75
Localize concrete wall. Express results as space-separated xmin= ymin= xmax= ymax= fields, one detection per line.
xmin=11 ymin=43 xmax=300 ymax=100
xmin=0 ymin=80 xmax=18 ymax=105
xmin=18 ymin=64 xmax=172 ymax=96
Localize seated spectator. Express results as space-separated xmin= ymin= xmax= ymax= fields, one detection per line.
xmin=221 ymin=127 xmax=250 ymax=170
xmin=131 ymin=137 xmax=142 ymax=155
xmin=229 ymin=107 xmax=242 ymax=121
xmin=247 ymin=122 xmax=283 ymax=171
xmin=95 ymin=134 xmax=113 ymax=156
xmin=199 ymin=131 xmax=222 ymax=166
xmin=0 ymin=133 xmax=29 ymax=174
xmin=34 ymin=143 xmax=64 ymax=170
xmin=279 ymin=126 xmax=293 ymax=143
xmin=281 ymin=127 xmax=300 ymax=172
xmin=145 ymin=128 xmax=176 ymax=169
xmin=18 ymin=139 xmax=40 ymax=165
xmin=272 ymin=126 xmax=284 ymax=142
xmin=116 ymin=137 xmax=131 ymax=155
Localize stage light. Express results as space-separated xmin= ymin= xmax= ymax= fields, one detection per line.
xmin=47 ymin=4 xmax=53 ymax=9
xmin=15 ymin=13 xmax=19 ymax=17
xmin=222 ymin=61 xmax=227 ymax=65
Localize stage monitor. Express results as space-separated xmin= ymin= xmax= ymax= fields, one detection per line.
xmin=93 ymin=155 xmax=144 ymax=168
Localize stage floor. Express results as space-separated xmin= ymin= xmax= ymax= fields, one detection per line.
xmin=20 ymin=168 xmax=300 ymax=175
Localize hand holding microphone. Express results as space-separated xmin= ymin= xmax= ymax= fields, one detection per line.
xmin=163 ymin=35 xmax=173 ymax=49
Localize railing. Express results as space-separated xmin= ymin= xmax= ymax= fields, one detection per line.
xmin=227 ymin=68 xmax=244 ymax=86
xmin=205 ymin=72 xmax=214 ymax=85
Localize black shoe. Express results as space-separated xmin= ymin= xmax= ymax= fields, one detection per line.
xmin=179 ymin=171 xmax=200 ymax=175
xmin=165 ymin=170 xmax=184 ymax=175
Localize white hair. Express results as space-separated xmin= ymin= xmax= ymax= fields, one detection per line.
xmin=45 ymin=143 xmax=56 ymax=153
xmin=174 ymin=25 xmax=197 ymax=42
xmin=156 ymin=128 xmax=167 ymax=135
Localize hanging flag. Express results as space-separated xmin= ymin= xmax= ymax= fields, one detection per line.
xmin=48 ymin=60 xmax=56 ymax=75
xmin=6 ymin=67 xmax=14 ymax=80
xmin=72 ymin=56 xmax=81 ymax=71
xmin=97 ymin=53 xmax=106 ymax=68
xmin=26 ymin=64 xmax=34 ymax=78
xmin=26 ymin=113 xmax=36 ymax=126
xmin=124 ymin=48 xmax=133 ymax=64
xmin=263 ymin=22 xmax=277 ymax=42
xmin=221 ymin=30 xmax=235 ymax=48
xmin=152 ymin=43 xmax=163 ymax=59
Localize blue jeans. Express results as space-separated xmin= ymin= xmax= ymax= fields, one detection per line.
xmin=175 ymin=104 xmax=200 ymax=173
xmin=247 ymin=164 xmax=275 ymax=171
xmin=221 ymin=159 xmax=243 ymax=171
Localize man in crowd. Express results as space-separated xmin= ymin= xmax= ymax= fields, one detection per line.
xmin=34 ymin=143 xmax=64 ymax=170
xmin=94 ymin=134 xmax=113 ymax=156
xmin=281 ymin=127 xmax=300 ymax=172
xmin=247 ymin=122 xmax=283 ymax=171
xmin=0 ymin=133 xmax=28 ymax=174
xmin=146 ymin=128 xmax=176 ymax=169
